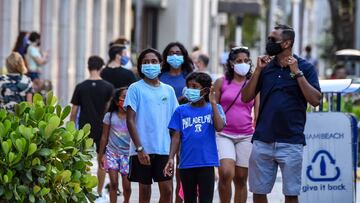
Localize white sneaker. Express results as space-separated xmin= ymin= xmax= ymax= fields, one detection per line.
xmin=94 ymin=194 xmax=108 ymax=203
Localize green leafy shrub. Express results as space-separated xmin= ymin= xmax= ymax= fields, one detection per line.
xmin=0 ymin=92 xmax=97 ymax=202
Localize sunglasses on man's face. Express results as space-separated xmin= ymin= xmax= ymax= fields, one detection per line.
xmin=267 ymin=37 xmax=283 ymax=43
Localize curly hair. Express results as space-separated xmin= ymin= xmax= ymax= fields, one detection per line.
xmin=136 ymin=48 xmax=163 ymax=79
xmin=161 ymin=42 xmax=194 ymax=76
xmin=225 ymin=47 xmax=252 ymax=84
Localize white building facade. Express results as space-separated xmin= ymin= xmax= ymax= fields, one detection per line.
xmin=0 ymin=0 xmax=132 ymax=105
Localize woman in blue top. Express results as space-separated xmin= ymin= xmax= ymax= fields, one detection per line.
xmin=160 ymin=42 xmax=194 ymax=100
xmin=161 ymin=42 xmax=194 ymax=202
xmin=164 ymin=72 xmax=226 ymax=203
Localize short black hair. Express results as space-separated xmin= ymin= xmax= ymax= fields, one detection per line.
xmin=28 ymin=32 xmax=40 ymax=42
xmin=186 ymin=72 xmax=212 ymax=102
xmin=137 ymin=48 xmax=163 ymax=78
xmin=88 ymin=55 xmax=105 ymax=71
xmin=198 ymin=54 xmax=209 ymax=67
xmin=108 ymin=45 xmax=126 ymax=62
xmin=162 ymin=42 xmax=194 ymax=76
xmin=305 ymin=45 xmax=312 ymax=53
xmin=274 ymin=24 xmax=295 ymax=47
xmin=226 ymin=47 xmax=252 ymax=83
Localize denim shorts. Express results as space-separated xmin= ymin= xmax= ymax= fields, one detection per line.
xmin=249 ymin=140 xmax=303 ymax=196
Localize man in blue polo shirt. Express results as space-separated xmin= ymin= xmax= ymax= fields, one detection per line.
xmin=241 ymin=24 xmax=321 ymax=203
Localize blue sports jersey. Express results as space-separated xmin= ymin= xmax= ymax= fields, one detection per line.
xmin=168 ymin=103 xmax=225 ymax=169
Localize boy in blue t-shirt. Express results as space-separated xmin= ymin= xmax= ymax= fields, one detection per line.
xmin=164 ymin=72 xmax=226 ymax=202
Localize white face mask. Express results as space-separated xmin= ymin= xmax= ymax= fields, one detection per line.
xmin=234 ymin=63 xmax=251 ymax=76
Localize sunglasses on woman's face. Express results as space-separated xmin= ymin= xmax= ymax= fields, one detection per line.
xmin=231 ymin=46 xmax=249 ymax=51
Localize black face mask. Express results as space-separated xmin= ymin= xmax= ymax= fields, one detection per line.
xmin=266 ymin=42 xmax=283 ymax=56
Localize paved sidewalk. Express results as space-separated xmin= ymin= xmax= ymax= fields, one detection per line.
xmin=91 ymin=156 xmax=360 ymax=202
xmin=90 ymin=157 xmax=285 ymax=203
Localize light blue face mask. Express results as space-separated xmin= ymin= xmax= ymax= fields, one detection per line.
xmin=141 ymin=64 xmax=161 ymax=79
xmin=167 ymin=55 xmax=184 ymax=69
xmin=183 ymin=87 xmax=203 ymax=103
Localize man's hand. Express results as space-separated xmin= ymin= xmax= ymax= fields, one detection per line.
xmin=287 ymin=56 xmax=300 ymax=74
xmin=163 ymin=158 xmax=174 ymax=177
xmin=137 ymin=151 xmax=151 ymax=165
xmin=256 ymin=55 xmax=272 ymax=71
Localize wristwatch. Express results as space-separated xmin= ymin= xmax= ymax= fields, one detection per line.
xmin=135 ymin=146 xmax=144 ymax=153
xmin=290 ymin=71 xmax=304 ymax=79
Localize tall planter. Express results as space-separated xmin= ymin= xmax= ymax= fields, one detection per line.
xmin=0 ymin=92 xmax=97 ymax=202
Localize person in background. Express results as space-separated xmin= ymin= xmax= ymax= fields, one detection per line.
xmin=331 ymin=64 xmax=348 ymax=79
xmin=160 ymin=42 xmax=194 ymax=100
xmin=164 ymin=72 xmax=226 ymax=202
xmin=0 ymin=52 xmax=32 ymax=112
xmin=13 ymin=31 xmax=29 ymax=59
xmin=101 ymin=45 xmax=137 ymax=89
xmin=109 ymin=37 xmax=134 ymax=70
xmin=303 ymin=45 xmax=318 ymax=74
xmin=195 ymin=54 xmax=219 ymax=82
xmin=125 ymin=48 xmax=178 ymax=203
xmin=25 ymin=32 xmax=48 ymax=84
xmin=191 ymin=45 xmax=202 ymax=62
xmin=214 ymin=46 xmax=258 ymax=203
xmin=220 ymin=42 xmax=236 ymax=72
xmin=99 ymin=87 xmax=131 ymax=203
xmin=194 ymin=54 xmax=210 ymax=73
xmin=70 ymin=56 xmax=114 ymax=199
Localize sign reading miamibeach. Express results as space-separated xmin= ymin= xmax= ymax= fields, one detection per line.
xmin=299 ymin=112 xmax=355 ymax=203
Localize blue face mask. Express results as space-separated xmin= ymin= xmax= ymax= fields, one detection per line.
xmin=141 ymin=64 xmax=161 ymax=79
xmin=120 ymin=56 xmax=130 ymax=66
xmin=183 ymin=87 xmax=203 ymax=103
xmin=167 ymin=55 xmax=184 ymax=69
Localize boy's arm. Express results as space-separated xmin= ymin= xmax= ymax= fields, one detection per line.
xmin=211 ymin=103 xmax=225 ymax=131
xmin=164 ymin=130 xmax=180 ymax=177
xmin=168 ymin=130 xmax=180 ymax=160
xmin=209 ymin=86 xmax=225 ymax=131
xmin=126 ymin=107 xmax=151 ymax=165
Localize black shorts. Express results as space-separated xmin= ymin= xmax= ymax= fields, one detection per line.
xmin=27 ymin=71 xmax=40 ymax=81
xmin=128 ymin=154 xmax=172 ymax=185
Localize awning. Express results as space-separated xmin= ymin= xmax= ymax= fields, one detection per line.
xmin=335 ymin=49 xmax=360 ymax=61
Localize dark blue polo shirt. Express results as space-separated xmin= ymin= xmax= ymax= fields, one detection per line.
xmin=253 ymin=55 xmax=320 ymax=145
